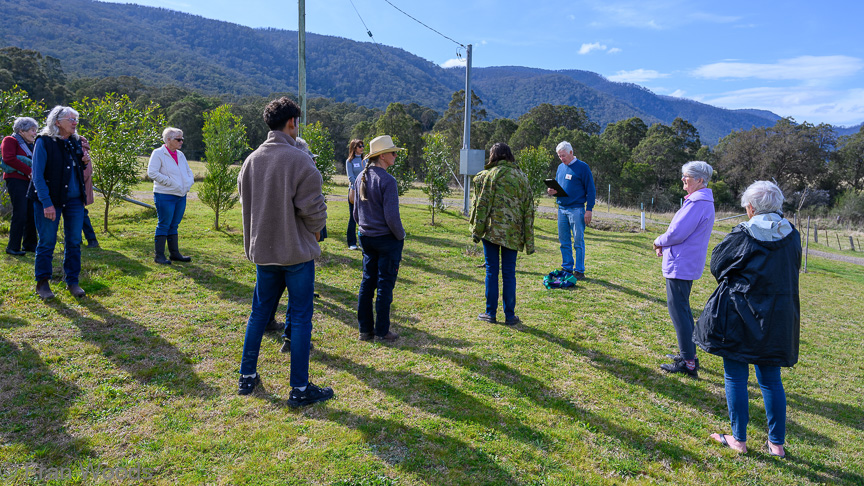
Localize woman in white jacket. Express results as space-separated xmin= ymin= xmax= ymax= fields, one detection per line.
xmin=147 ymin=127 xmax=195 ymax=264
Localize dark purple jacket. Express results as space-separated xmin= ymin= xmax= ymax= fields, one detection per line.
xmin=653 ymin=188 xmax=715 ymax=280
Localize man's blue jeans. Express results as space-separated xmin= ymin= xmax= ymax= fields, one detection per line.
xmin=240 ymin=261 xmax=315 ymax=388
xmin=483 ymin=239 xmax=517 ymax=320
xmin=153 ymin=193 xmax=187 ymax=236
xmin=358 ymin=234 xmax=403 ymax=337
xmin=33 ymin=197 xmax=85 ymax=284
xmin=723 ymin=358 xmax=786 ymax=445
xmin=557 ymin=206 xmax=586 ymax=273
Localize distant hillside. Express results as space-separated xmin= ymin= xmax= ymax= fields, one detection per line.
xmin=3 ymin=0 xmax=787 ymax=144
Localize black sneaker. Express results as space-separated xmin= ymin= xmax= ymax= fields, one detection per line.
xmin=503 ymin=315 xmax=522 ymax=326
xmin=265 ymin=319 xmax=283 ymax=332
xmin=664 ymin=354 xmax=701 ymax=371
xmin=573 ymin=271 xmax=586 ymax=281
xmin=238 ymin=373 xmax=261 ymax=395
xmin=280 ymin=339 xmax=314 ymax=353
xmin=287 ymin=382 xmax=334 ymax=408
xmin=477 ymin=313 xmax=496 ymax=323
xmin=660 ymin=358 xmax=699 ymax=377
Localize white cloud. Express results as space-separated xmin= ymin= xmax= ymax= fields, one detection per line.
xmin=669 ymin=89 xmax=686 ymax=98
xmin=441 ymin=58 xmax=465 ymax=68
xmin=693 ymin=56 xmax=864 ymax=81
xmin=607 ymin=47 xmax=622 ymax=54
xmin=579 ymin=42 xmax=607 ymax=55
xmin=699 ymin=87 xmax=864 ymax=126
xmin=607 ymin=69 xmax=669 ymax=83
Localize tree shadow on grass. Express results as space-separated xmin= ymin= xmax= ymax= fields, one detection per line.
xmin=0 ymin=336 xmax=94 ymax=468
xmin=166 ymin=259 xmax=254 ymax=305
xmin=51 ymin=300 xmax=216 ymax=398
xmin=517 ymin=324 xmax=834 ymax=447
xmin=588 ymin=277 xmax=666 ymax=306
xmin=400 ymin=249 xmax=481 ymax=285
xmin=786 ymin=392 xmax=864 ymax=432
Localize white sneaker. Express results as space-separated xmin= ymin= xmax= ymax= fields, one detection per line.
xmin=348 ymin=245 xmax=359 ymax=250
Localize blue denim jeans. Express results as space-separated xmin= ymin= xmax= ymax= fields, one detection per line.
xmin=346 ymin=202 xmax=357 ymax=246
xmin=358 ymin=234 xmax=403 ymax=336
xmin=240 ymin=261 xmax=315 ymax=387
xmin=482 ymin=239 xmax=517 ymax=320
xmin=666 ymin=278 xmax=696 ymax=360
xmin=33 ymin=197 xmax=85 ymax=284
xmin=82 ymin=207 xmax=97 ymax=242
xmin=153 ymin=192 xmax=187 ymax=236
xmin=557 ymin=206 xmax=586 ymax=273
xmin=723 ymin=358 xmax=786 ymax=445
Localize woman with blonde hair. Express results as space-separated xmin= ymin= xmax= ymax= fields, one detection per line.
xmin=353 ymin=135 xmax=405 ymax=342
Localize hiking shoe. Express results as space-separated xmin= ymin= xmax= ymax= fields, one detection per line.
xmin=664 ymin=354 xmax=701 ymax=371
xmin=287 ymin=382 xmax=334 ymax=408
xmin=573 ymin=271 xmax=586 ymax=281
xmin=358 ymin=332 xmax=374 ymax=341
xmin=36 ymin=279 xmax=55 ymax=300
xmin=6 ymin=248 xmax=25 ymax=256
xmin=503 ymin=315 xmax=522 ymax=326
xmin=86 ymin=239 xmax=100 ymax=249
xmin=477 ymin=313 xmax=497 ymax=323
xmin=238 ymin=373 xmax=261 ymax=395
xmin=280 ymin=339 xmax=314 ymax=353
xmin=67 ymin=284 xmax=86 ymax=298
xmin=265 ymin=319 xmax=283 ymax=332
xmin=376 ymin=331 xmax=399 ymax=342
xmin=660 ymin=358 xmax=699 ymax=377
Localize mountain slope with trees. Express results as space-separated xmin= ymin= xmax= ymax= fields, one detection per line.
xmin=0 ymin=0 xmax=798 ymax=145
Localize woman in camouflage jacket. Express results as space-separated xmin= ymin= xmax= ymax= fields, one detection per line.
xmin=470 ymin=142 xmax=535 ymax=326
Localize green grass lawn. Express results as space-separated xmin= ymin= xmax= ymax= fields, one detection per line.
xmin=1 ymin=189 xmax=862 ymax=485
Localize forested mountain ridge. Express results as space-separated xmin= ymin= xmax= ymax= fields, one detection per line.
xmin=2 ymin=0 xmax=794 ymax=144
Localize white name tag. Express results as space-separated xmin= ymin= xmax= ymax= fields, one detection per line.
xmin=565 ymin=174 xmax=572 ymax=180
xmin=353 ymin=162 xmax=361 ymax=168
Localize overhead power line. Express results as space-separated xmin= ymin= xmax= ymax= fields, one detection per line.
xmin=347 ymin=0 xmax=385 ymax=56
xmin=381 ymin=0 xmax=465 ymax=48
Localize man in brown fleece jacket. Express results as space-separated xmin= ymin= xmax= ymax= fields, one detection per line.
xmin=235 ymin=97 xmax=333 ymax=408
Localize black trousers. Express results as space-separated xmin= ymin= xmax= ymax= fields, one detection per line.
xmin=5 ymin=178 xmax=37 ymax=251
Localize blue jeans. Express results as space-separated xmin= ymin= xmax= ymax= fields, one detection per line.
xmin=153 ymin=193 xmax=187 ymax=236
xmin=240 ymin=261 xmax=315 ymax=387
xmin=557 ymin=206 xmax=586 ymax=273
xmin=358 ymin=234 xmax=403 ymax=336
xmin=482 ymin=239 xmax=517 ymax=320
xmin=33 ymin=197 xmax=85 ymax=284
xmin=346 ymin=202 xmax=357 ymax=246
xmin=666 ymin=278 xmax=696 ymax=360
xmin=723 ymin=358 xmax=786 ymax=445
xmin=82 ymin=207 xmax=97 ymax=241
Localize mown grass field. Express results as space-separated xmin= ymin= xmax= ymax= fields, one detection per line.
xmin=1 ymin=182 xmax=862 ymax=485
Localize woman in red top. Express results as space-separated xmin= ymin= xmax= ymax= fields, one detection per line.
xmin=2 ymin=117 xmax=39 ymax=255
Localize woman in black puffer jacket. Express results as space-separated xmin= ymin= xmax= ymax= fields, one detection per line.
xmin=695 ymin=180 xmax=801 ymax=459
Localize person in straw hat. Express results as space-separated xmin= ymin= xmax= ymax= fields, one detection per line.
xmin=353 ymin=135 xmax=406 ymax=342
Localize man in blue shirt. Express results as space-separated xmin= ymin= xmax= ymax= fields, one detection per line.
xmin=546 ymin=141 xmax=595 ymax=280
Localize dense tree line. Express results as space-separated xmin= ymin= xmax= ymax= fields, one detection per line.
xmin=3 ymin=46 xmax=863 ymax=222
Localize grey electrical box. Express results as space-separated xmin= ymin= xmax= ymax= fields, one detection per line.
xmin=459 ymin=149 xmax=486 ymax=176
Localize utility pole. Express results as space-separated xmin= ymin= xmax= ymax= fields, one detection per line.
xmin=298 ymin=0 xmax=307 ymax=136
xmin=462 ymin=44 xmax=473 ymax=216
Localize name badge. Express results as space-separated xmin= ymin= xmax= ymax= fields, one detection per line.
xmin=565 ymin=174 xmax=572 ymax=180
xmin=353 ymin=162 xmax=361 ymax=168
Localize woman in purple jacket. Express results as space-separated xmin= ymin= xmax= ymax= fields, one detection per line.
xmin=653 ymin=161 xmax=715 ymax=377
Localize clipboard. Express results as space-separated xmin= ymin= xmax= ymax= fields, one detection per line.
xmin=544 ymin=179 xmax=568 ymax=198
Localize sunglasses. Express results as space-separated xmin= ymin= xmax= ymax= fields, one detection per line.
xmin=174 ymin=138 xmax=185 ymax=142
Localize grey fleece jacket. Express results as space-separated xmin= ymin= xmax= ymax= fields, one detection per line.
xmin=238 ymin=130 xmax=327 ymax=266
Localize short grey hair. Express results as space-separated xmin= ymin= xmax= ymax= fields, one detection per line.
xmin=13 ymin=117 xmax=38 ymax=134
xmin=39 ymin=106 xmax=79 ymax=140
xmin=162 ymin=127 xmax=183 ymax=143
xmin=741 ymin=180 xmax=784 ymax=214
xmin=682 ymin=161 xmax=713 ymax=184
xmin=556 ymin=141 xmax=573 ymax=154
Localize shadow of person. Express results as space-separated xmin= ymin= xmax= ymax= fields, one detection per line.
xmin=51 ymin=300 xmax=216 ymax=398
xmin=322 ymin=409 xmax=520 ymax=485
xmin=0 ymin=336 xmax=93 ymax=468
xmin=587 ymin=277 xmax=666 ymax=305
xmin=165 ymin=256 xmax=254 ymax=306
xmin=786 ymin=391 xmax=864 ymax=432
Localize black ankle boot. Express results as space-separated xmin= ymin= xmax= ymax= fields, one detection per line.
xmin=154 ymin=236 xmax=171 ymax=265
xmin=167 ymin=235 xmax=192 ymax=262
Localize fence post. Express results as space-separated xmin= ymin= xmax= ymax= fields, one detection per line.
xmin=850 ymin=236 xmax=856 ymax=251
xmin=814 ymin=224 xmax=818 ymax=243
xmin=607 ymin=184 xmax=611 ymax=214
xmin=804 ymin=216 xmax=810 ymax=273
xmin=836 ymin=232 xmax=842 ymax=249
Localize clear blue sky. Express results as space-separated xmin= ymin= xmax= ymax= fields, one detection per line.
xmin=103 ymin=0 xmax=864 ymax=127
